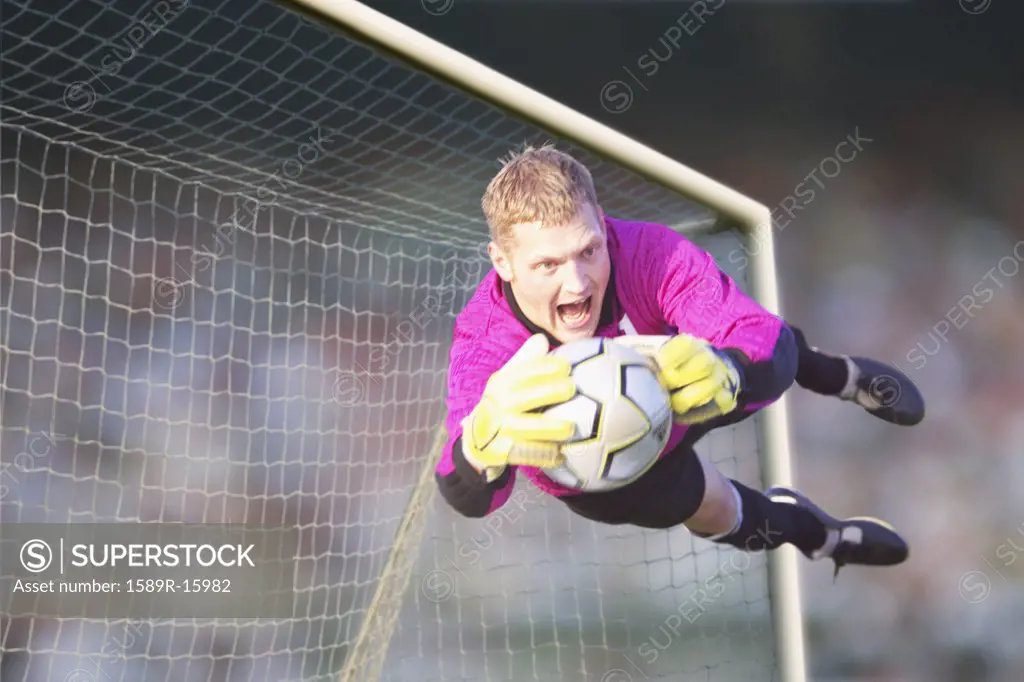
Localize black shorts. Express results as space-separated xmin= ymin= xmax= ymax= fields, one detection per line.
xmin=559 ymin=440 xmax=706 ymax=529
xmin=557 ymin=410 xmax=753 ymax=530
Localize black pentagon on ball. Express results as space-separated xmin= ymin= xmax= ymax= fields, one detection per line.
xmin=619 ymin=363 xmax=637 ymax=407
xmin=617 ymin=363 xmax=655 ymax=425
xmin=563 ymin=392 xmax=601 ymax=443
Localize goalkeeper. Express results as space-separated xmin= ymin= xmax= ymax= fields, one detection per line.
xmin=436 ymin=145 xmax=923 ymax=576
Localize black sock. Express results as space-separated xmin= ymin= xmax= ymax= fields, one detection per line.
xmin=705 ymin=480 xmax=827 ymax=556
xmin=791 ymin=326 xmax=849 ymax=396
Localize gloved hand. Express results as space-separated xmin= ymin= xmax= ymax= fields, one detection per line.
xmin=613 ymin=333 xmax=743 ymax=424
xmin=461 ymin=334 xmax=578 ymax=481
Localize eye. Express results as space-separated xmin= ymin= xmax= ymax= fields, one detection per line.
xmin=581 ymin=246 xmax=596 ymax=258
xmin=539 ymin=261 xmax=558 ymax=272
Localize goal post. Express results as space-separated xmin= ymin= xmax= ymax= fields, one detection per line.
xmin=282 ymin=1 xmax=807 ymax=681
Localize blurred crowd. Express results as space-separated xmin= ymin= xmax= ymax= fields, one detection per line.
xmin=753 ymin=100 xmax=1024 ymax=681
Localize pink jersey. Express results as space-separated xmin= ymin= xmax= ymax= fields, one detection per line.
xmin=438 ymin=216 xmax=787 ymax=514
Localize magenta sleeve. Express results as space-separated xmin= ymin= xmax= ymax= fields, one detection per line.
xmin=434 ymin=334 xmax=518 ymax=518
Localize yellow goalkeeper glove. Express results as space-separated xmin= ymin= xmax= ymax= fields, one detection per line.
xmin=613 ymin=334 xmax=743 ymax=425
xmin=461 ymin=334 xmax=578 ymax=481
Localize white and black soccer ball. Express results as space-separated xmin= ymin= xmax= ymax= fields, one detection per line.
xmin=540 ymin=337 xmax=673 ymax=493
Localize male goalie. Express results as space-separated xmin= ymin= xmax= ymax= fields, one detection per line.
xmin=436 ymin=144 xmax=924 ymax=576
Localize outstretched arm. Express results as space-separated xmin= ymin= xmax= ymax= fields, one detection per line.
xmin=624 ymin=222 xmax=797 ymax=414
xmin=436 ymin=344 xmax=518 ymax=518
xmin=436 ymin=333 xmax=577 ymax=517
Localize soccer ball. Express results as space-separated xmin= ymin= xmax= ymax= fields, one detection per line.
xmin=540 ymin=337 xmax=673 ymax=492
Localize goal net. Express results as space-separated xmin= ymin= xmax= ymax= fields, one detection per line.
xmin=0 ymin=1 xmax=798 ymax=682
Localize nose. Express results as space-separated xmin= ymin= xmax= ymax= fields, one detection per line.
xmin=562 ymin=259 xmax=588 ymax=295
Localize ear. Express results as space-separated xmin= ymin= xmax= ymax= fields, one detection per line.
xmin=489 ymin=241 xmax=514 ymax=282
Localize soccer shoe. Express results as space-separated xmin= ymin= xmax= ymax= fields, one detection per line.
xmin=835 ymin=355 xmax=925 ymax=426
xmin=766 ymin=486 xmax=909 ymax=580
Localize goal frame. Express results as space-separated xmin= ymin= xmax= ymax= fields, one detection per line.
xmin=278 ymin=2 xmax=808 ymax=681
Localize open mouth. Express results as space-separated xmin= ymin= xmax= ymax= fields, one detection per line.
xmin=557 ymin=296 xmax=593 ymax=329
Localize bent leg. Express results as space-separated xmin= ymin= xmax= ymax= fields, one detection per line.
xmin=685 ymin=458 xmax=909 ymax=574
xmin=560 ymin=446 xmax=825 ymax=555
xmin=559 ymin=443 xmax=909 ymax=574
xmin=683 ymin=455 xmax=827 ymax=555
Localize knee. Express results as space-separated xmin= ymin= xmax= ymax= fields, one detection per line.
xmin=685 ymin=459 xmax=739 ymax=534
xmin=690 ymin=485 xmax=738 ymax=531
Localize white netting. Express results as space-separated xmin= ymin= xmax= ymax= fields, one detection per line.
xmin=1 ymin=1 xmax=775 ymax=681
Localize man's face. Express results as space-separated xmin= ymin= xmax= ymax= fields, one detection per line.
xmin=491 ymin=203 xmax=611 ymax=344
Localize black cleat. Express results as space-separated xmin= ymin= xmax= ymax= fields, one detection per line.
xmin=766 ymin=486 xmax=909 ymax=580
xmin=837 ymin=355 xmax=925 ymax=426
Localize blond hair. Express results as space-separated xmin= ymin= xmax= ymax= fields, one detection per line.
xmin=481 ymin=143 xmax=599 ymax=249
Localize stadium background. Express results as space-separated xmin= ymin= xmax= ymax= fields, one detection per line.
xmin=2 ymin=1 xmax=1022 ymax=681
